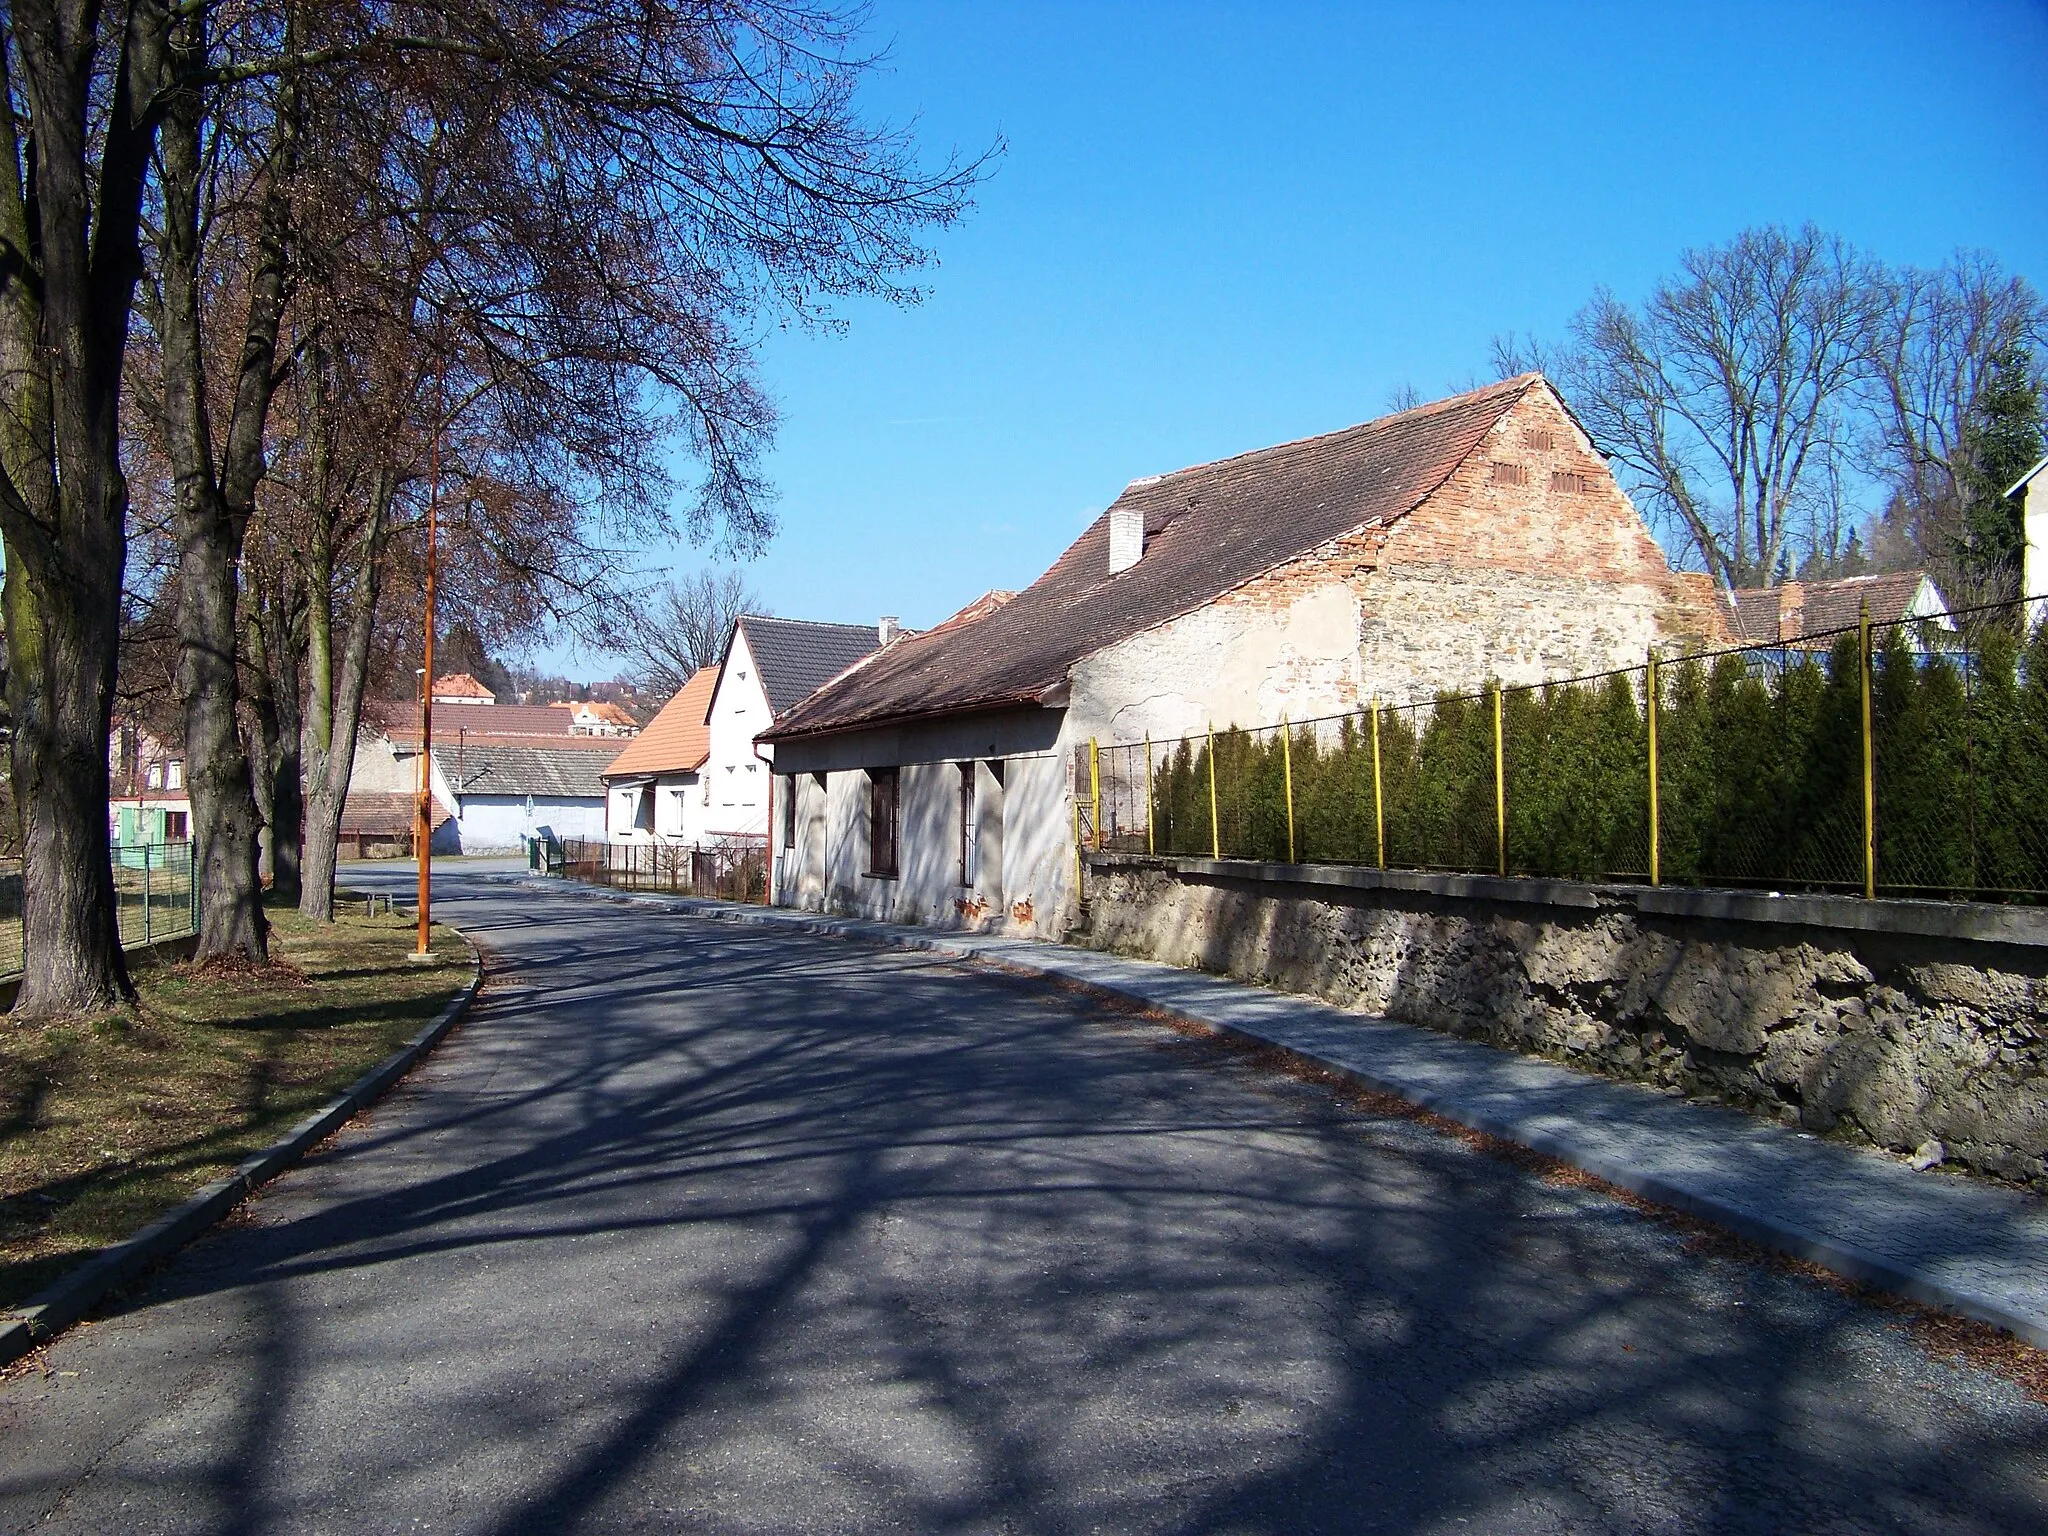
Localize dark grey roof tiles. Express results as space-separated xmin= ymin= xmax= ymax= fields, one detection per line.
xmin=434 ymin=742 xmax=613 ymax=799
xmin=738 ymin=616 xmax=884 ymax=717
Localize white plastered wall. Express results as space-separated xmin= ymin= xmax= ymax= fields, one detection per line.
xmin=703 ymin=627 xmax=774 ymax=837
xmin=770 ymin=707 xmax=1070 ymax=936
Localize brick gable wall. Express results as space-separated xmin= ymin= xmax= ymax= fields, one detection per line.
xmin=1070 ymin=384 xmax=1724 ymax=743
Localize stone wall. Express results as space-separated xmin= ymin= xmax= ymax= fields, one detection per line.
xmin=1083 ymin=855 xmax=2048 ymax=1191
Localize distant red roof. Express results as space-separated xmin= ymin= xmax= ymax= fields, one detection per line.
xmin=431 ymin=673 xmax=495 ymax=701
xmin=1722 ymin=571 xmax=1944 ymax=646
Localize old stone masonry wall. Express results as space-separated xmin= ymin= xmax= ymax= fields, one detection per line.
xmin=1084 ymin=859 xmax=2048 ymax=1192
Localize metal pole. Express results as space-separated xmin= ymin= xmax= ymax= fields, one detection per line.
xmin=1088 ymin=737 xmax=1101 ymax=850
xmin=1144 ymin=736 xmax=1154 ymax=855
xmin=1280 ymin=717 xmax=1296 ymax=863
xmin=414 ymin=369 xmax=441 ymax=960
xmin=1073 ymin=798 xmax=1084 ymax=895
xmin=1492 ymin=685 xmax=1506 ymax=878
xmin=142 ymin=842 xmax=153 ymax=945
xmin=1861 ymin=597 xmax=1876 ymax=899
xmin=1206 ymin=723 xmax=1220 ymax=859
xmin=1371 ymin=699 xmax=1385 ymax=868
xmin=1646 ymin=650 xmax=1661 ymax=887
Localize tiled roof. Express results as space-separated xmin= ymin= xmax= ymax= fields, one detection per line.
xmin=765 ymin=376 xmax=1539 ymax=741
xmin=1723 ymin=571 xmax=1940 ymax=645
xmin=601 ymin=667 xmax=719 ymax=780
xmin=435 ymin=741 xmax=612 ymax=800
xmin=339 ymin=790 xmax=450 ymax=833
xmin=737 ymin=616 xmax=884 ymax=716
xmin=389 ymin=729 xmax=613 ymax=752
xmin=431 ymin=672 xmax=495 ymax=700
xmin=379 ymin=703 xmax=573 ymax=738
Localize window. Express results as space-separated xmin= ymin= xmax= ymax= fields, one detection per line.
xmin=634 ymin=788 xmax=655 ymax=832
xmin=868 ymin=767 xmax=899 ymax=878
xmin=1521 ymin=428 xmax=1555 ymax=452
xmin=1549 ymin=469 xmax=1595 ymax=494
xmin=166 ymin=761 xmax=183 ymax=790
xmin=164 ymin=811 xmax=188 ymax=841
xmin=958 ymin=763 xmax=975 ymax=886
xmin=1488 ymin=461 xmax=1527 ymax=487
xmin=781 ymin=776 xmax=796 ymax=845
xmin=146 ymin=764 xmax=162 ymax=789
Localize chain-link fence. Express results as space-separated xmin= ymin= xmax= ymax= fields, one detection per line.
xmin=558 ymin=836 xmax=769 ymax=904
xmin=1086 ymin=596 xmax=2048 ymax=903
xmin=0 ymin=840 xmax=200 ymax=979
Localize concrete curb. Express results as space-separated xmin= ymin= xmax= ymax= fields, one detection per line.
xmin=0 ymin=941 xmax=482 ymax=1369
xmin=513 ymin=874 xmax=2048 ymax=1348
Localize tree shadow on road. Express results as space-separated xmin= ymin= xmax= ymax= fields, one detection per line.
xmin=40 ymin=893 xmax=2048 ymax=1536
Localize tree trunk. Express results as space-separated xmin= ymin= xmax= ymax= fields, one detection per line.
xmin=269 ymin=631 xmax=305 ymax=905
xmin=0 ymin=5 xmax=167 ymax=1016
xmin=2 ymin=553 xmax=133 ymax=1012
xmin=155 ymin=14 xmax=296 ymax=964
xmin=301 ymin=466 xmax=391 ymax=923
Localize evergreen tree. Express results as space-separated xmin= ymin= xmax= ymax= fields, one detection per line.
xmin=1957 ymin=343 xmax=2045 ymax=590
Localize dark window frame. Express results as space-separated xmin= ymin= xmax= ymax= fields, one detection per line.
xmin=780 ymin=774 xmax=796 ymax=845
xmin=867 ymin=767 xmax=900 ymax=879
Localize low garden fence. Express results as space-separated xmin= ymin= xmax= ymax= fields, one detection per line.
xmin=0 ymin=839 xmax=199 ymax=979
xmin=558 ymin=835 xmax=769 ymax=905
xmin=1083 ymin=594 xmax=2048 ymax=904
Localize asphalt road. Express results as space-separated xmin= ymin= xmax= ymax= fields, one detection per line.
xmin=3 ymin=870 xmax=2043 ymax=1535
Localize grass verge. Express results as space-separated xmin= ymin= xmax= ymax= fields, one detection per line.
xmin=0 ymin=893 xmax=467 ymax=1311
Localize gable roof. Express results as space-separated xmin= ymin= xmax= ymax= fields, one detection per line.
xmin=734 ymin=616 xmax=884 ymax=716
xmin=431 ymin=672 xmax=495 ymax=700
xmin=1723 ymin=570 xmax=1944 ymax=645
xmin=765 ymin=375 xmax=1543 ymax=741
xmin=601 ymin=666 xmax=720 ymax=780
xmin=434 ymin=740 xmax=613 ymax=800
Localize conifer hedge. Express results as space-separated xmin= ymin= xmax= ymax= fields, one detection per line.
xmin=1134 ymin=620 xmax=2048 ymax=900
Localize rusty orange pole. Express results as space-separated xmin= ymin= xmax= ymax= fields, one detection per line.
xmin=414 ymin=377 xmax=441 ymax=959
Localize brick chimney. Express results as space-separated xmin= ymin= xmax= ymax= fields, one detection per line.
xmin=1108 ymin=504 xmax=1144 ymax=575
xmin=1776 ymin=581 xmax=1805 ymax=643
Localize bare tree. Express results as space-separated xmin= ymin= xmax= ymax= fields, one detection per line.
xmin=1862 ymin=251 xmax=2046 ymax=604
xmin=1496 ymin=225 xmax=1884 ymax=588
xmin=0 ymin=1 xmax=172 ymax=1013
xmin=624 ymin=570 xmax=768 ymax=700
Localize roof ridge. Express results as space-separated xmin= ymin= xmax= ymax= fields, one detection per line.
xmin=742 ymin=614 xmax=878 ymax=631
xmin=1115 ymin=373 xmax=1539 ymax=497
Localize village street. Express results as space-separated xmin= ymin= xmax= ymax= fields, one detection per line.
xmin=2 ymin=869 xmax=2042 ymax=1535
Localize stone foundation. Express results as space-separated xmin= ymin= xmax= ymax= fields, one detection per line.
xmin=1082 ymin=856 xmax=2048 ymax=1192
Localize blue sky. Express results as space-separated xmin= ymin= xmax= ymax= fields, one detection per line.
xmin=561 ymin=0 xmax=2048 ymax=677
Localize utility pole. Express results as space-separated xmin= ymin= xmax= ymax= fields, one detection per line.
xmin=413 ymin=370 xmax=442 ymax=960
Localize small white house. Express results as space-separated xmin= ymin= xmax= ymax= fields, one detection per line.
xmin=698 ymin=616 xmax=886 ymax=839
xmin=602 ymin=665 xmax=719 ymax=844
xmin=430 ymin=738 xmax=614 ymax=852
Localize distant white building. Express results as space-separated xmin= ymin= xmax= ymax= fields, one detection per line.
xmin=2010 ymin=454 xmax=2048 ymax=634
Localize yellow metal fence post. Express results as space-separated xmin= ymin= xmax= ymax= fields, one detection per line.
xmin=1207 ymin=723 xmax=1220 ymax=859
xmin=1371 ymin=699 xmax=1385 ymax=868
xmin=1280 ymin=717 xmax=1297 ymax=863
xmin=1088 ymin=736 xmax=1101 ymax=850
xmin=1860 ymin=597 xmax=1876 ymax=899
xmin=1144 ymin=735 xmax=1155 ymax=855
xmin=1492 ymin=685 xmax=1506 ymax=878
xmin=1646 ymin=650 xmax=1661 ymax=887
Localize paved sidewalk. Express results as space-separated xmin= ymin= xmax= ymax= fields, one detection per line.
xmin=511 ymin=875 xmax=2048 ymax=1349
